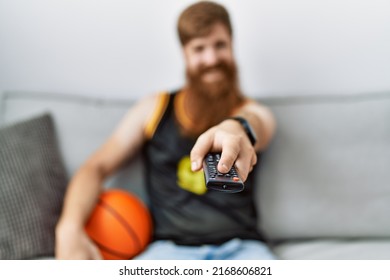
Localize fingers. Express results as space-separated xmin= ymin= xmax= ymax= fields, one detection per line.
xmin=234 ymin=150 xmax=257 ymax=182
xmin=217 ymin=136 xmax=240 ymax=173
xmin=190 ymin=123 xmax=258 ymax=182
xmin=217 ymin=132 xmax=257 ymax=182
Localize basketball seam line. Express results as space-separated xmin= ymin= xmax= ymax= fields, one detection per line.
xmin=95 ymin=198 xmax=143 ymax=259
xmin=91 ymin=239 xmax=132 ymax=260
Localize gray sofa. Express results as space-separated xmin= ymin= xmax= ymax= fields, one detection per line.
xmin=1 ymin=90 xmax=389 ymax=259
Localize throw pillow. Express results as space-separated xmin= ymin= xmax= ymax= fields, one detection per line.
xmin=0 ymin=113 xmax=68 ymax=259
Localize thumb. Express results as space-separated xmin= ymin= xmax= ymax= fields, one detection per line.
xmin=190 ymin=131 xmax=214 ymax=171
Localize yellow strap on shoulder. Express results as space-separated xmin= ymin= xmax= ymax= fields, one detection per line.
xmin=144 ymin=92 xmax=170 ymax=139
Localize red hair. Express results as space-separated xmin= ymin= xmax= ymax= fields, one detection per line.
xmin=177 ymin=1 xmax=233 ymax=46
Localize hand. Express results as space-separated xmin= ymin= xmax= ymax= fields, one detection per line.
xmin=190 ymin=119 xmax=257 ymax=182
xmin=55 ymin=222 xmax=102 ymax=260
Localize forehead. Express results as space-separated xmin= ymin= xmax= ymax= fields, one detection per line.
xmin=186 ymin=23 xmax=232 ymax=46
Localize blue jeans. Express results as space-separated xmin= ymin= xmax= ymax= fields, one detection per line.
xmin=134 ymin=238 xmax=276 ymax=260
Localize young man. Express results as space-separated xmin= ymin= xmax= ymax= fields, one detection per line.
xmin=55 ymin=1 xmax=276 ymax=260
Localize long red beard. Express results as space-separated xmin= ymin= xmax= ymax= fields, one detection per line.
xmin=180 ymin=60 xmax=245 ymax=138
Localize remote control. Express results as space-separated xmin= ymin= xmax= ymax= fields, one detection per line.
xmin=203 ymin=153 xmax=244 ymax=193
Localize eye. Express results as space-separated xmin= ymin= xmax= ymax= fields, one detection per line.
xmin=215 ymin=40 xmax=227 ymax=50
xmin=193 ymin=45 xmax=204 ymax=53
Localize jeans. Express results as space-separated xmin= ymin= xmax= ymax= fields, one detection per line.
xmin=134 ymin=238 xmax=276 ymax=260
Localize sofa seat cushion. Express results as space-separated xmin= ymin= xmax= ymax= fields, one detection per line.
xmin=273 ymin=239 xmax=390 ymax=260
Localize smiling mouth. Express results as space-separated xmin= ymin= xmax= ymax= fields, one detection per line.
xmin=202 ymin=68 xmax=225 ymax=80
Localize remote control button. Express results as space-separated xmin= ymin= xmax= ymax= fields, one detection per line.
xmin=204 ymin=153 xmax=245 ymax=193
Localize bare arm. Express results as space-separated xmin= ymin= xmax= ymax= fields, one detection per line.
xmin=190 ymin=100 xmax=276 ymax=182
xmin=55 ymin=94 xmax=160 ymax=259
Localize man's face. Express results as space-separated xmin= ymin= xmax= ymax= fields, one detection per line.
xmin=183 ymin=23 xmax=235 ymax=88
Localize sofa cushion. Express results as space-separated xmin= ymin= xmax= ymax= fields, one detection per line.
xmin=273 ymin=239 xmax=390 ymax=260
xmin=1 ymin=92 xmax=132 ymax=176
xmin=257 ymin=92 xmax=390 ymax=240
xmin=0 ymin=92 xmax=4 ymax=126
xmin=0 ymin=91 xmax=146 ymax=200
xmin=0 ymin=113 xmax=67 ymax=259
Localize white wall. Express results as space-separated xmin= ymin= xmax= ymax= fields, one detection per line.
xmin=1 ymin=0 xmax=390 ymax=99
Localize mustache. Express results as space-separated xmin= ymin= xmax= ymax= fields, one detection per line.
xmin=192 ymin=61 xmax=233 ymax=77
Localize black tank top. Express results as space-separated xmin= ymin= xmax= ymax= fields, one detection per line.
xmin=143 ymin=91 xmax=263 ymax=245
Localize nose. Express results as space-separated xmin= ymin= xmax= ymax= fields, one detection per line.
xmin=202 ymin=47 xmax=219 ymax=67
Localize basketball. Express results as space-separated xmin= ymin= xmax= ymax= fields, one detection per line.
xmin=85 ymin=189 xmax=153 ymax=260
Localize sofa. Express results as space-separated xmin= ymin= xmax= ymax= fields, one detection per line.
xmin=0 ymin=90 xmax=389 ymax=260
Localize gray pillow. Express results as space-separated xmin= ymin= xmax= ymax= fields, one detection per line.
xmin=0 ymin=113 xmax=67 ymax=259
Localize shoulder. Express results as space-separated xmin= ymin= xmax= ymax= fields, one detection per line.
xmin=233 ymin=97 xmax=273 ymax=116
xmin=113 ymin=91 xmax=169 ymax=134
xmin=142 ymin=92 xmax=171 ymax=139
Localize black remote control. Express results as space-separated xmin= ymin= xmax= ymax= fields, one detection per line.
xmin=203 ymin=153 xmax=244 ymax=193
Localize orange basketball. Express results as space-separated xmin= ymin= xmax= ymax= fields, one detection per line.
xmin=85 ymin=189 xmax=153 ymax=260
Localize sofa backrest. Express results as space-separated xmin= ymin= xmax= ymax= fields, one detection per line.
xmin=1 ymin=91 xmax=390 ymax=241
xmin=258 ymin=92 xmax=390 ymax=241
xmin=0 ymin=91 xmax=147 ymax=200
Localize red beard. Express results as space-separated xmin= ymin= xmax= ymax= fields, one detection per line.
xmin=179 ymin=60 xmax=245 ymax=138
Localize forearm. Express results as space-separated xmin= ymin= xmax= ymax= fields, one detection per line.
xmin=233 ymin=101 xmax=276 ymax=152
xmin=56 ymin=163 xmax=105 ymax=232
xmin=55 ymin=163 xmax=105 ymax=259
